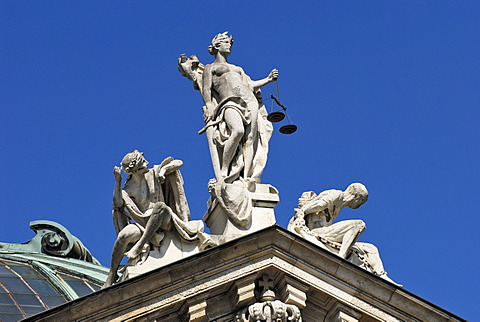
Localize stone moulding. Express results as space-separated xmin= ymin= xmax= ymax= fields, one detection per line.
xmin=236 ymin=299 xmax=302 ymax=322
xmin=24 ymin=226 xmax=465 ymax=322
xmin=235 ymin=274 xmax=302 ymax=322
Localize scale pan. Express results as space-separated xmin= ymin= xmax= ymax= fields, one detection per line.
xmin=267 ymin=111 xmax=285 ymax=123
xmin=279 ymin=124 xmax=297 ymax=134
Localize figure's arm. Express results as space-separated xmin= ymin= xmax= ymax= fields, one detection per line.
xmin=301 ymin=196 xmax=328 ymax=215
xmin=112 ymin=167 xmax=124 ymax=210
xmin=251 ymin=69 xmax=278 ymax=91
xmin=112 ymin=166 xmax=128 ymax=235
xmin=201 ymin=65 xmax=216 ymax=122
xmin=154 ymin=160 xmax=183 ymax=183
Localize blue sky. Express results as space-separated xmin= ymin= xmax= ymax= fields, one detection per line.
xmin=1 ymin=1 xmax=478 ymax=320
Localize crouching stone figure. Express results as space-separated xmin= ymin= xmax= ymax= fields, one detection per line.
xmin=288 ymin=183 xmax=399 ymax=285
xmin=104 ymin=150 xmax=215 ymax=287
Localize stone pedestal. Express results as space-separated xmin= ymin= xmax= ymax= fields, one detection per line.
xmin=204 ymin=184 xmax=279 ymax=244
xmin=120 ymin=230 xmax=203 ymax=281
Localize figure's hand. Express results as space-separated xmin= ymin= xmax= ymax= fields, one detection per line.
xmin=268 ymin=69 xmax=278 ymax=82
xmin=157 ymin=171 xmax=166 ymax=184
xmin=113 ymin=166 xmax=122 ymax=182
xmin=204 ymin=102 xmax=216 ymax=123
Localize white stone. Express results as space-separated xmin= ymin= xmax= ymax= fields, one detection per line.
xmin=179 ymin=33 xmax=279 ymax=237
xmin=204 ymin=183 xmax=278 ymax=243
xmin=118 ymin=230 xmax=207 ymax=281
xmin=235 ymin=274 xmax=302 ymax=322
xmin=29 ymin=227 xmax=462 ymax=322
xmin=104 ymin=151 xmax=215 ymax=287
xmin=288 ymin=183 xmax=399 ymax=284
xmin=178 ymin=32 xmax=277 ymax=186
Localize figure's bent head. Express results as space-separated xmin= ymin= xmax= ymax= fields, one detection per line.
xmin=345 ymin=183 xmax=369 ymax=209
xmin=208 ymin=31 xmax=234 ymax=56
xmin=121 ymin=150 xmax=149 ymax=174
xmin=298 ymin=191 xmax=317 ymax=208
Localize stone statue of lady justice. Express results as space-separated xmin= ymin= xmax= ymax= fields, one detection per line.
xmin=201 ymin=32 xmax=278 ymax=186
xmin=178 ymin=32 xmax=280 ymax=236
xmin=179 ymin=32 xmax=277 ymax=187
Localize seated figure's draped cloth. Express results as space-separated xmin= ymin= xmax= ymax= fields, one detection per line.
xmin=117 ymin=157 xmax=209 ymax=248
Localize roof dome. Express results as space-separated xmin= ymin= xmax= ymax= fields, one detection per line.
xmin=0 ymin=221 xmax=108 ymax=321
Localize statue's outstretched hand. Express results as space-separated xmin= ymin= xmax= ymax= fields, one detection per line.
xmin=268 ymin=69 xmax=279 ymax=82
xmin=113 ymin=166 xmax=122 ymax=182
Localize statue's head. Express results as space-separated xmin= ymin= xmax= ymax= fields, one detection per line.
xmin=345 ymin=183 xmax=368 ymax=209
xmin=121 ymin=150 xmax=149 ymax=174
xmin=298 ymin=191 xmax=317 ymax=209
xmin=208 ymin=31 xmax=234 ymax=56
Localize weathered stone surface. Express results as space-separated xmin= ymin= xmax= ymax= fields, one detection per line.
xmin=104 ymin=151 xmax=215 ymax=287
xmin=235 ymin=275 xmax=302 ymax=321
xmin=26 ymin=227 xmax=465 ymax=322
xmin=179 ymin=32 xmax=279 ymax=237
xmin=204 ymin=183 xmax=278 ymax=243
xmin=179 ymin=32 xmax=277 ymax=186
xmin=118 ymin=230 xmax=208 ymax=281
xmin=288 ymin=183 xmax=399 ymax=284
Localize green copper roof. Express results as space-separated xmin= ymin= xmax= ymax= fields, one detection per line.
xmin=0 ymin=221 xmax=108 ymax=320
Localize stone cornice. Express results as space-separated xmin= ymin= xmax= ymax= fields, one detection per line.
xmin=25 ymin=225 xmax=465 ymax=322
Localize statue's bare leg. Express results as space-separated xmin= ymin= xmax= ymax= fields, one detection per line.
xmin=124 ymin=202 xmax=170 ymax=259
xmin=103 ymin=224 xmax=141 ymax=287
xmin=338 ymin=220 xmax=366 ymax=258
xmin=221 ymin=108 xmax=244 ymax=178
xmin=313 ymin=220 xmax=366 ymax=259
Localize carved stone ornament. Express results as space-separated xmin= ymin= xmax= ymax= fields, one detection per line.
xmin=235 ymin=275 xmax=302 ymax=322
xmin=0 ymin=220 xmax=100 ymax=264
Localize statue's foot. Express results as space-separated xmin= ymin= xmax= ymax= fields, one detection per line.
xmin=245 ymin=178 xmax=256 ymax=192
xmin=102 ymin=276 xmax=115 ymax=289
xmin=138 ymin=244 xmax=150 ymax=265
xmin=125 ymin=244 xmax=143 ymax=259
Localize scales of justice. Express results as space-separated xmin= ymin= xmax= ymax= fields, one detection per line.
xmin=104 ymin=32 xmax=395 ymax=287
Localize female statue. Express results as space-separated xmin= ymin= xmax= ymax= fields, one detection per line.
xmin=177 ymin=32 xmax=278 ymax=228
xmin=179 ymin=32 xmax=277 ymax=187
xmin=201 ymin=32 xmax=278 ymax=185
